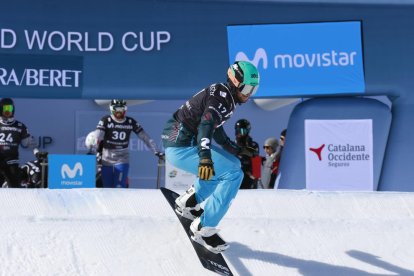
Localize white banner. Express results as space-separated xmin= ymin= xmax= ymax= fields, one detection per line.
xmin=305 ymin=119 xmax=373 ymax=191
xmin=164 ymin=160 xmax=195 ymax=192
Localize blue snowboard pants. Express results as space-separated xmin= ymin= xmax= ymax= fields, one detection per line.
xmin=165 ymin=145 xmax=243 ymax=227
xmin=101 ymin=163 xmax=129 ymax=188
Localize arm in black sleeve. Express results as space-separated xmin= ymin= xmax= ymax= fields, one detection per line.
xmin=197 ymin=85 xmax=236 ymax=159
xmin=196 ymin=111 xmax=216 ymax=160
xmin=214 ymin=128 xmax=257 ymax=158
xmin=213 ymin=126 xmax=240 ymax=155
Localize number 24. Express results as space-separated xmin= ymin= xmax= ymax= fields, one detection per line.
xmin=0 ymin=133 xmax=13 ymax=143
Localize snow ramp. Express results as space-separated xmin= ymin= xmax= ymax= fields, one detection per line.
xmin=0 ymin=188 xmax=413 ymax=276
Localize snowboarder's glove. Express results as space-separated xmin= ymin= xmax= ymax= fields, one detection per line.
xmin=198 ymin=158 xmax=215 ymax=180
xmin=34 ymin=148 xmax=48 ymax=159
xmin=238 ymin=146 xmax=258 ymax=158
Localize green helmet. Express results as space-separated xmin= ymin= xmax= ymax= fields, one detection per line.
xmin=227 ymin=61 xmax=260 ymax=96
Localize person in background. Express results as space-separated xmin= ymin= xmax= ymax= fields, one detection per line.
xmin=162 ymin=61 xmax=260 ymax=253
xmin=273 ymin=128 xmax=287 ymax=189
xmin=279 ymin=129 xmax=286 ymax=156
xmin=260 ymin=137 xmax=279 ymax=189
xmin=235 ymin=119 xmax=260 ymax=189
xmin=0 ymin=98 xmax=35 ymax=188
xmin=85 ymin=99 xmax=164 ymax=188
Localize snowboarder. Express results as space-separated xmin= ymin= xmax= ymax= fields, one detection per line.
xmin=85 ymin=99 xmax=164 ymax=188
xmin=0 ymin=98 xmax=35 ymax=188
xmin=161 ymin=61 xmax=260 ymax=253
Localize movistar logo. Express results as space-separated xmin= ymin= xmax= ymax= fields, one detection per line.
xmin=61 ymin=162 xmax=83 ymax=179
xmin=235 ymin=48 xmax=268 ymax=69
xmin=235 ymin=48 xmax=357 ymax=70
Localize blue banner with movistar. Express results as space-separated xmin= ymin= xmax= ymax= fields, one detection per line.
xmin=48 ymin=154 xmax=95 ymax=189
xmin=227 ymin=21 xmax=365 ymax=98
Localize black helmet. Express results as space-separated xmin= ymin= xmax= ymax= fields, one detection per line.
xmin=109 ymin=99 xmax=127 ymax=120
xmin=110 ymin=99 xmax=127 ymax=108
xmin=235 ymin=119 xmax=251 ymax=136
xmin=0 ymin=98 xmax=15 ymax=119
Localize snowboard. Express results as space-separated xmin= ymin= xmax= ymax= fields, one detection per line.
xmin=160 ymin=187 xmax=233 ymax=276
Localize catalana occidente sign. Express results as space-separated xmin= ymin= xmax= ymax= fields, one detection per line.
xmin=305 ymin=119 xmax=373 ymax=191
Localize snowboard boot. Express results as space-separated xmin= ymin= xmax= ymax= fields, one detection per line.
xmin=175 ymin=186 xmax=204 ymax=220
xmin=189 ymin=217 xmax=229 ymax=254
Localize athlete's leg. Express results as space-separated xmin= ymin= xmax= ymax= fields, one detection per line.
xmin=201 ymin=146 xmax=243 ymax=227
xmin=2 ymin=163 xmax=21 ymax=188
xmin=101 ymin=165 xmax=115 ymax=188
xmin=166 ymin=146 xmax=243 ymax=227
xmin=165 ymin=147 xmax=217 ymax=201
xmin=113 ymin=163 xmax=129 ymax=188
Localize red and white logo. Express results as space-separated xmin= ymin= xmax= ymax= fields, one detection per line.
xmin=309 ymin=144 xmax=325 ymax=161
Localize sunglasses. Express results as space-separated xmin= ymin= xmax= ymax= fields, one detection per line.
xmin=263 ymin=145 xmax=272 ymax=149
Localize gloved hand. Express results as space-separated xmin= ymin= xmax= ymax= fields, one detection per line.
xmin=34 ymin=148 xmax=48 ymax=159
xmin=85 ymin=131 xmax=98 ymax=149
xmin=198 ymin=158 xmax=215 ymax=180
xmin=155 ymin=151 xmax=165 ymax=160
xmin=238 ymin=146 xmax=258 ymax=158
xmin=36 ymin=151 xmax=48 ymax=159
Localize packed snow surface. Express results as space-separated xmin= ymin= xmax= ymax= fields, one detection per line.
xmin=0 ymin=188 xmax=413 ymax=276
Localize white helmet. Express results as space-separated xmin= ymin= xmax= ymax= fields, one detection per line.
xmin=110 ymin=99 xmax=127 ymax=121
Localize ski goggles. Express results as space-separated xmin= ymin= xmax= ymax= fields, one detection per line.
xmin=2 ymin=104 xmax=13 ymax=114
xmin=113 ymin=106 xmax=126 ymax=112
xmin=111 ymin=105 xmax=127 ymax=113
xmin=238 ymin=83 xmax=259 ymax=97
xmin=237 ymin=127 xmax=249 ymax=136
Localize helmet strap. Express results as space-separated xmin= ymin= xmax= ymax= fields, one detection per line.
xmin=227 ymin=68 xmax=241 ymax=87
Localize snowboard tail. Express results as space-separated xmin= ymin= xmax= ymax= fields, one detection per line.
xmin=161 ymin=187 xmax=233 ymax=276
